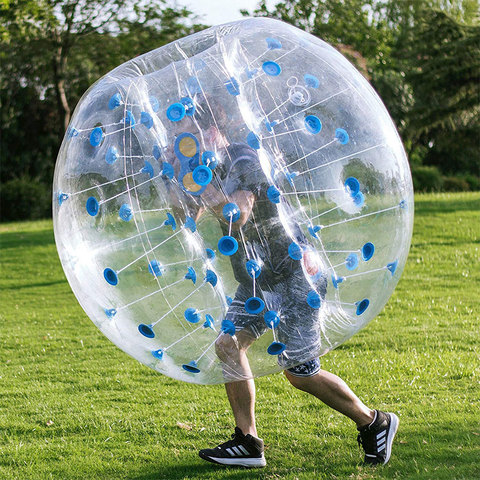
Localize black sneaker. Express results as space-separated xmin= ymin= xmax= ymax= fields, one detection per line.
xmin=199 ymin=427 xmax=266 ymax=468
xmin=357 ymin=410 xmax=399 ymax=465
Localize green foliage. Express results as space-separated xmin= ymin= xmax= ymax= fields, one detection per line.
xmin=0 ymin=0 xmax=205 ymax=220
xmin=411 ymin=165 xmax=444 ymax=192
xmin=0 ymin=177 xmax=51 ymax=221
xmin=1 ymin=193 xmax=479 ymax=479
xmin=442 ymin=176 xmax=471 ymax=192
xmin=244 ymin=0 xmax=480 ymax=183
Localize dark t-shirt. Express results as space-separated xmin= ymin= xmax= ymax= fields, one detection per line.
xmin=214 ymin=143 xmax=307 ymax=287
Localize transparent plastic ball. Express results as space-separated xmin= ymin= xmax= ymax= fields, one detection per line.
xmin=53 ymin=17 xmax=414 ymax=384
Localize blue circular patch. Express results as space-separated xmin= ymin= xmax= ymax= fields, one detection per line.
xmin=151 ymin=349 xmax=164 ymax=360
xmin=345 ymin=253 xmax=359 ymax=271
xmin=335 ymin=128 xmax=349 ymax=144
xmin=307 ymin=290 xmax=321 ymax=309
xmin=164 ymin=212 xmax=177 ymax=231
xmin=166 ymin=103 xmax=186 ymax=122
xmin=105 ymin=308 xmax=117 ymax=318
xmin=205 ymin=269 xmax=218 ymax=287
xmin=202 ymin=151 xmax=218 ymax=169
xmin=266 ymin=37 xmax=282 ymax=49
xmin=90 ymin=127 xmax=104 ymax=147
xmin=218 ymin=236 xmax=238 ymax=256
xmin=182 ymin=361 xmax=201 ymax=374
xmin=356 ymin=299 xmax=369 ymax=315
xmin=221 ymin=320 xmax=236 ymax=336
xmin=353 ymin=191 xmax=365 ymax=207
xmin=222 ymin=203 xmax=241 ymax=223
xmin=184 ymin=307 xmax=200 ymax=324
xmin=148 ymin=260 xmax=163 ymax=277
xmin=304 ymin=115 xmax=322 ymax=134
xmin=138 ymin=323 xmax=155 ymax=338
xmin=267 ymin=341 xmax=286 ymax=355
xmin=162 ymin=162 xmax=175 ymax=179
xmin=141 ymin=160 xmax=154 ymax=179
xmin=247 ymin=131 xmax=261 ymax=150
xmin=149 ymin=96 xmax=160 ymax=112
xmin=105 ymin=146 xmax=118 ymax=164
xmin=362 ymin=242 xmax=375 ymax=261
xmin=119 ymin=203 xmax=133 ymax=222
xmin=124 ymin=111 xmax=135 ymax=128
xmin=244 ymin=296 xmax=265 ymax=315
xmin=174 ymin=132 xmax=199 ymax=162
xmin=108 ymin=93 xmax=122 ymax=110
xmin=103 ymin=268 xmax=118 ymax=286
xmin=344 ymin=177 xmax=360 ymax=196
xmin=246 ymin=259 xmax=262 ymax=279
xmin=267 ymin=185 xmax=281 ymax=204
xmin=288 ymin=242 xmax=303 ymax=260
xmin=184 ymin=266 xmax=197 ymax=284
xmin=262 ymin=61 xmax=281 ymax=76
xmin=86 ymin=197 xmax=99 ymax=216
xmin=192 ymin=165 xmax=213 ymax=186
xmin=304 ymin=74 xmax=320 ymax=88
xmin=206 ymin=248 xmax=216 ymax=260
xmin=264 ymin=310 xmax=280 ymax=329
xmin=140 ymin=111 xmax=153 ymax=129
xmin=308 ymin=224 xmax=322 ymax=238
xmin=186 ymin=76 xmax=202 ymax=95
xmin=225 ymin=77 xmax=240 ymax=96
xmin=180 ymin=96 xmax=195 ymax=116
xmin=153 ymin=145 xmax=162 ymax=160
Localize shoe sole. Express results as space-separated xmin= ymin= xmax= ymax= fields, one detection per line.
xmin=384 ymin=413 xmax=399 ymax=464
xmin=199 ymin=451 xmax=266 ymax=468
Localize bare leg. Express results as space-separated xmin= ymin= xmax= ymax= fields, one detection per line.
xmin=216 ymin=330 xmax=258 ymax=436
xmin=284 ymin=369 xmax=375 ymax=428
xmin=225 ymin=378 xmax=257 ymax=436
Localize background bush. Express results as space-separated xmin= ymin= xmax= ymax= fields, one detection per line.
xmin=411 ymin=166 xmax=444 ymax=192
xmin=0 ymin=178 xmax=51 ymax=222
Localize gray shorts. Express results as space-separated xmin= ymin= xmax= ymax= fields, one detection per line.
xmin=225 ymin=273 xmax=327 ymax=374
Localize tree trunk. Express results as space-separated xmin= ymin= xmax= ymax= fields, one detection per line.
xmin=52 ymin=36 xmax=71 ymax=131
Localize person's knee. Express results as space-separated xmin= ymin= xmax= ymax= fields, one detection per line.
xmin=215 ymin=334 xmax=242 ymax=363
xmin=284 ymin=369 xmax=312 ymax=391
xmin=283 ymin=358 xmax=322 ymax=388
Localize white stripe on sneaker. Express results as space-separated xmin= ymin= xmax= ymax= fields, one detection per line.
xmin=226 ymin=448 xmax=235 ymax=456
xmin=377 ymin=430 xmax=387 ymax=440
xmin=238 ymin=445 xmax=249 ymax=455
xmin=232 ymin=446 xmax=242 ymax=456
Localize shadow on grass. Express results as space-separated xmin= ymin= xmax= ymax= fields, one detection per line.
xmin=415 ymin=196 xmax=480 ymax=215
xmin=131 ymin=462 xmax=267 ymax=480
xmin=1 ymin=279 xmax=66 ymax=290
xmin=0 ymin=229 xmax=55 ymax=249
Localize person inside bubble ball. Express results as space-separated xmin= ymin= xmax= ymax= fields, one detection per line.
xmin=164 ymin=98 xmax=399 ymax=469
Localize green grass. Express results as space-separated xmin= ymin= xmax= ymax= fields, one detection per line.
xmin=1 ymin=192 xmax=479 ymax=480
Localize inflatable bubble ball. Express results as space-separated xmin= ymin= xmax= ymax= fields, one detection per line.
xmin=53 ymin=17 xmax=413 ymax=384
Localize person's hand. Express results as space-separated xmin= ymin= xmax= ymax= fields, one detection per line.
xmin=302 ymin=250 xmax=320 ymax=276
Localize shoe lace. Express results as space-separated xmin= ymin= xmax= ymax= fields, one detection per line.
xmin=357 ymin=428 xmax=377 ymax=455
xmin=219 ymin=431 xmax=244 ymax=450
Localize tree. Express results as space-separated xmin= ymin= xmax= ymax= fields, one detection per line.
xmin=401 ymin=9 xmax=480 ymax=175
xmin=0 ymin=0 xmax=205 ymax=220
xmin=242 ymin=0 xmax=480 ymax=180
xmin=1 ymin=0 xmax=204 ymax=131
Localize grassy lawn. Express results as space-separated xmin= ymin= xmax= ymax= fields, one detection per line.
xmin=1 ymin=192 xmax=479 ymax=480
